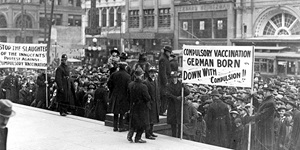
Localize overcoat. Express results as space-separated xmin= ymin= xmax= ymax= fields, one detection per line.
xmin=128 ymin=78 xmax=151 ymax=129
xmin=94 ymin=86 xmax=109 ymax=121
xmin=143 ymin=77 xmax=160 ymax=124
xmin=165 ymin=81 xmax=190 ymax=125
xmin=36 ymin=73 xmax=50 ymax=107
xmin=253 ymin=95 xmax=276 ymax=150
xmin=2 ymin=75 xmax=19 ymax=103
xmin=55 ymin=63 xmax=76 ymax=107
xmin=0 ymin=127 xmax=7 ymax=150
xmin=107 ymin=69 xmax=131 ymax=114
xmin=289 ymin=109 xmax=300 ymax=150
xmin=206 ymin=98 xmax=231 ymax=148
xmin=158 ymin=53 xmax=171 ymax=93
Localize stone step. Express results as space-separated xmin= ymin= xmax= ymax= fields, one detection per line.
xmin=105 ymin=113 xmax=168 ymax=124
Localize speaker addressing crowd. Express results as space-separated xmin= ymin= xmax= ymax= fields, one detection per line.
xmin=2 ymin=46 xmax=300 ymax=148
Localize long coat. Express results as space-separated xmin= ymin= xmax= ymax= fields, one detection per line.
xmin=2 ymin=75 xmax=19 ymax=103
xmin=143 ymin=77 xmax=160 ymax=124
xmin=253 ymin=95 xmax=276 ymax=150
xmin=128 ymin=78 xmax=151 ymax=129
xmin=158 ymin=53 xmax=171 ymax=94
xmin=55 ymin=63 xmax=76 ymax=107
xmin=107 ymin=69 xmax=131 ymax=114
xmin=289 ymin=109 xmax=300 ymax=150
xmin=36 ymin=73 xmax=50 ymax=107
xmin=206 ymin=98 xmax=231 ymax=148
xmin=0 ymin=127 xmax=7 ymax=150
xmin=94 ymin=86 xmax=109 ymax=121
xmin=166 ymin=81 xmax=190 ymax=125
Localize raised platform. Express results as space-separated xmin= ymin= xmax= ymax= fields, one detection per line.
xmin=104 ymin=113 xmax=172 ymax=136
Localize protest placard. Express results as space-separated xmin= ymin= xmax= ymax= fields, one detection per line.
xmin=182 ymin=45 xmax=254 ymax=88
xmin=0 ymin=42 xmax=47 ymax=69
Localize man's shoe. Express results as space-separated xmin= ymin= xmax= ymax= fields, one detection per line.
xmin=119 ymin=128 xmax=127 ymax=132
xmin=127 ymin=130 xmax=134 ymax=143
xmin=60 ymin=112 xmax=67 ymax=116
xmin=145 ymin=136 xmax=156 ymax=140
xmin=151 ymin=133 xmax=158 ymax=137
xmin=135 ymin=139 xmax=147 ymax=143
xmin=113 ymin=128 xmax=118 ymax=132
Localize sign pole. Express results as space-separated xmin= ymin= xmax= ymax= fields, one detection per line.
xmin=45 ymin=69 xmax=48 ymax=108
xmin=247 ymin=45 xmax=255 ymax=150
xmin=180 ymin=85 xmax=184 ymax=140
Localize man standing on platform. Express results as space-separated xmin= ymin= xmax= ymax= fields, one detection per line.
xmin=127 ymin=67 xmax=151 ymax=143
xmin=158 ymin=45 xmax=172 ymax=116
xmin=143 ymin=66 xmax=160 ymax=140
xmin=0 ymin=99 xmax=16 ymax=150
xmin=55 ymin=54 xmax=76 ymax=116
xmin=108 ymin=62 xmax=131 ymax=132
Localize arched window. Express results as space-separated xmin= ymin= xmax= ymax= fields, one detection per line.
xmin=0 ymin=15 xmax=7 ymax=28
xmin=263 ymin=13 xmax=300 ymax=35
xmin=102 ymin=8 xmax=107 ymax=27
xmin=88 ymin=8 xmax=99 ymax=27
xmin=109 ymin=8 xmax=114 ymax=27
xmin=16 ymin=14 xmax=33 ymax=28
xmin=117 ymin=7 xmax=122 ymax=27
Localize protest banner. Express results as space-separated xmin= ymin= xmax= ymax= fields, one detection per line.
xmin=182 ymin=45 xmax=254 ymax=88
xmin=0 ymin=42 xmax=47 ymax=69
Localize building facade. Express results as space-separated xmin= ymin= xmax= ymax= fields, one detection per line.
xmin=173 ymin=0 xmax=235 ymax=50
xmin=232 ymin=0 xmax=300 ymax=77
xmin=82 ymin=0 xmax=125 ymax=66
xmin=126 ymin=0 xmax=174 ymax=54
xmin=0 ymin=0 xmax=83 ymax=62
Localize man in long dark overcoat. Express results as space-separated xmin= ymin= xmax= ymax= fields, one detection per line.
xmin=251 ymin=86 xmax=276 ymax=150
xmin=2 ymin=71 xmax=19 ymax=103
xmin=36 ymin=70 xmax=50 ymax=109
xmin=107 ymin=62 xmax=131 ymax=132
xmin=206 ymin=90 xmax=231 ymax=148
xmin=286 ymin=101 xmax=300 ymax=150
xmin=143 ymin=66 xmax=160 ymax=139
xmin=127 ymin=67 xmax=151 ymax=143
xmin=166 ymin=71 xmax=190 ymax=138
xmin=158 ymin=45 xmax=172 ymax=115
xmin=55 ymin=54 xmax=76 ymax=116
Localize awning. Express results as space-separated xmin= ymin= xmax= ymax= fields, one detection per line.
xmin=119 ymin=33 xmax=174 ymax=39
xmin=255 ymin=52 xmax=300 ymax=59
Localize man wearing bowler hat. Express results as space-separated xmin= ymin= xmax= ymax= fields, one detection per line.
xmin=0 ymin=99 xmax=16 ymax=150
xmin=158 ymin=45 xmax=172 ymax=116
xmin=55 ymin=54 xmax=76 ymax=116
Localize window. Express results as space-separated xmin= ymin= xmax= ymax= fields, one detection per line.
xmin=143 ymin=9 xmax=154 ymax=28
xmin=68 ymin=15 xmax=81 ymax=26
xmin=16 ymin=14 xmax=32 ymax=28
xmin=129 ymin=10 xmax=139 ymax=28
xmin=287 ymin=61 xmax=296 ymax=75
xmin=57 ymin=0 xmax=62 ymax=5
xmin=179 ymin=20 xmax=193 ymax=38
xmin=194 ymin=19 xmax=212 ymax=38
xmin=109 ymin=8 xmax=114 ymax=27
xmin=68 ymin=0 xmax=73 ymax=6
xmin=88 ymin=9 xmax=99 ymax=27
xmin=254 ymin=58 xmax=274 ymax=73
xmin=76 ymin=0 xmax=81 ymax=7
xmin=102 ymin=8 xmax=107 ymax=27
xmin=214 ymin=18 xmax=227 ymax=38
xmin=0 ymin=15 xmax=7 ymax=28
xmin=0 ymin=36 xmax=7 ymax=42
xmin=15 ymin=36 xmax=33 ymax=43
xmin=39 ymin=13 xmax=62 ymax=28
xmin=116 ymin=8 xmax=121 ymax=27
xmin=263 ymin=13 xmax=300 ymax=35
xmin=158 ymin=8 xmax=170 ymax=27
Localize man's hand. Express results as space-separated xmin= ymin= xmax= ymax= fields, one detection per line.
xmin=2 ymin=89 xmax=6 ymax=92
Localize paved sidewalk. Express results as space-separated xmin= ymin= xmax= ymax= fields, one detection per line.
xmin=7 ymin=104 xmax=230 ymax=150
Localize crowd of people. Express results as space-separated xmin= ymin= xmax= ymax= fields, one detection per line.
xmin=1 ymin=45 xmax=300 ymax=149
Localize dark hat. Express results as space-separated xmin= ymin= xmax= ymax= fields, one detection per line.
xmin=284 ymin=111 xmax=293 ymax=117
xmin=170 ymin=53 xmax=176 ymax=58
xmin=163 ymin=45 xmax=173 ymax=53
xmin=263 ymin=86 xmax=274 ymax=92
xmin=0 ymin=99 xmax=16 ymax=117
xmin=134 ymin=66 xmax=144 ymax=76
xmin=138 ymin=52 xmax=147 ymax=62
xmin=110 ymin=49 xmax=120 ymax=55
xmin=170 ymin=71 xmax=178 ymax=78
xmin=61 ymin=54 xmax=68 ymax=60
xmin=210 ymin=90 xmax=221 ymax=97
xmin=286 ymin=101 xmax=298 ymax=108
xmin=120 ymin=52 xmax=128 ymax=60
xmin=149 ymin=66 xmax=158 ymax=73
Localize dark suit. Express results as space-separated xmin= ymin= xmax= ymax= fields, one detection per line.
xmin=0 ymin=127 xmax=8 ymax=150
xmin=2 ymin=75 xmax=19 ymax=103
xmin=94 ymin=85 xmax=109 ymax=121
xmin=107 ymin=69 xmax=131 ymax=130
xmin=289 ymin=109 xmax=300 ymax=150
xmin=158 ymin=52 xmax=171 ymax=114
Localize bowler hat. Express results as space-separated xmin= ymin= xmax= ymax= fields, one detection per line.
xmin=263 ymin=86 xmax=274 ymax=92
xmin=0 ymin=99 xmax=16 ymax=117
xmin=163 ymin=45 xmax=173 ymax=53
xmin=120 ymin=52 xmax=128 ymax=60
xmin=61 ymin=54 xmax=68 ymax=60
xmin=210 ymin=90 xmax=221 ymax=97
xmin=134 ymin=66 xmax=144 ymax=76
xmin=110 ymin=49 xmax=120 ymax=55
